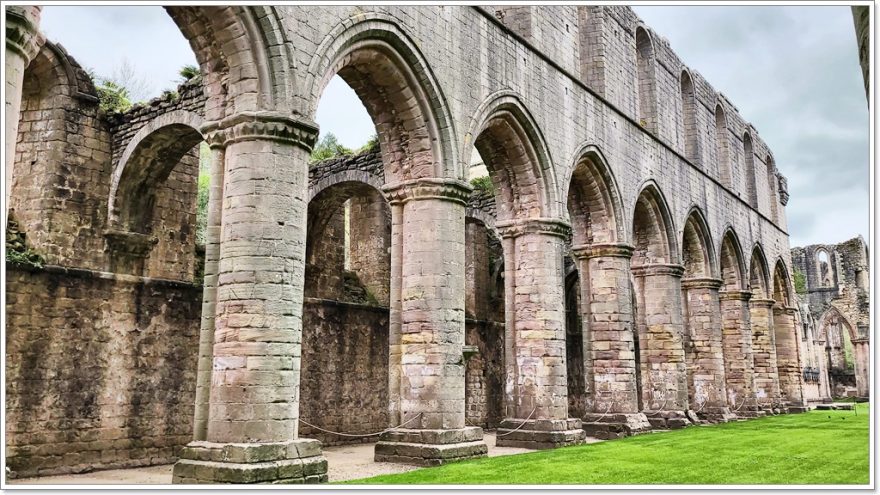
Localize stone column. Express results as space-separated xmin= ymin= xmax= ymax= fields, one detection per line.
xmin=773 ymin=305 xmax=807 ymax=412
xmin=814 ymin=338 xmax=832 ymax=402
xmin=572 ymin=243 xmax=650 ymax=439
xmin=681 ymin=277 xmax=734 ymax=422
xmin=192 ymin=143 xmax=225 ymax=441
xmin=632 ymin=264 xmax=690 ymax=428
xmin=494 ymin=218 xmax=586 ymax=449
xmin=5 ymin=6 xmax=42 ymax=222
xmin=749 ymin=298 xmax=781 ymax=411
xmin=718 ymin=290 xmax=761 ymax=417
xmin=173 ymin=113 xmax=328 ymax=484
xmin=374 ymin=178 xmax=488 ymax=466
xmin=852 ymin=338 xmax=869 ymax=399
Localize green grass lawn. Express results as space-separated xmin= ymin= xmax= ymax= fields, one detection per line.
xmin=347 ymin=404 xmax=870 ymax=485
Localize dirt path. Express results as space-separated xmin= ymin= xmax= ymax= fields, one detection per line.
xmin=8 ymin=432 xmax=560 ymax=485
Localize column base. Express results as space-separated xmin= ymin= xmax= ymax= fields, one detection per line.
xmin=495 ymin=418 xmax=586 ymax=449
xmin=643 ymin=410 xmax=692 ymax=429
xmin=374 ymin=427 xmax=488 ymax=466
xmin=172 ymin=439 xmax=327 ymax=484
xmin=696 ymin=406 xmax=737 ymax=423
xmin=733 ymin=405 xmax=767 ymax=419
xmin=783 ymin=405 xmax=810 ymax=414
xmin=581 ymin=412 xmax=652 ymax=439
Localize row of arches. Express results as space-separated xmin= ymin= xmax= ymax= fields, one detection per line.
xmin=634 ymin=24 xmax=781 ymax=222
xmin=6 ymin=6 xmax=807 ymax=481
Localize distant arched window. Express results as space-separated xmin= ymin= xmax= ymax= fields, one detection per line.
xmin=635 ymin=27 xmax=657 ymax=133
xmin=714 ymin=104 xmax=732 ymax=187
xmin=766 ymin=154 xmax=779 ymax=223
xmin=743 ymin=132 xmax=757 ymax=207
xmin=817 ymin=249 xmax=833 ymax=287
xmin=680 ymin=70 xmax=698 ymax=165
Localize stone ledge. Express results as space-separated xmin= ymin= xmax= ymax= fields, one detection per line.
xmin=172 ymin=439 xmax=327 ymax=484
xmin=495 ymin=418 xmax=586 ymax=449
xmin=374 ymin=440 xmax=488 ymax=466
xmin=378 ymin=426 xmax=483 ymax=445
xmin=581 ymin=412 xmax=651 ymax=439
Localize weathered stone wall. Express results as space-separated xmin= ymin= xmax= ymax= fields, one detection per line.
xmin=5 ymin=264 xmax=201 ymax=478
xmin=299 ymin=299 xmax=389 ymax=446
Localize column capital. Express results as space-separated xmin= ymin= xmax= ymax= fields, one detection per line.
xmin=5 ymin=6 xmax=43 ymax=62
xmin=718 ymin=290 xmax=752 ymax=302
xmin=852 ymin=338 xmax=870 ymax=345
xmin=681 ymin=277 xmax=723 ymax=290
xmin=496 ymin=217 xmax=571 ymax=239
xmin=381 ymin=178 xmax=472 ymax=205
xmin=631 ymin=263 xmax=685 ymax=278
xmin=749 ymin=298 xmax=776 ymax=309
xmin=200 ymin=112 xmax=319 ymax=151
xmin=571 ymin=242 xmax=634 ymax=260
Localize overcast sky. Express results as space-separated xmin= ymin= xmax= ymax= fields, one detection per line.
xmin=39 ymin=5 xmax=869 ymax=248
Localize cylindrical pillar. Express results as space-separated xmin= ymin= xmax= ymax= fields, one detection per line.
xmin=632 ymin=263 xmax=690 ymax=428
xmin=374 ymin=178 xmax=488 ymax=465
xmin=773 ymin=305 xmax=806 ymax=410
xmin=749 ymin=298 xmax=781 ymax=410
xmin=853 ymin=338 xmax=870 ymax=399
xmin=681 ymin=277 xmax=733 ymax=421
xmin=5 ymin=6 xmax=42 ymax=223
xmin=173 ymin=113 xmax=328 ymax=484
xmin=495 ymin=218 xmax=585 ymax=449
xmin=192 ymin=143 xmax=225 ymax=441
xmin=573 ymin=243 xmax=650 ymax=438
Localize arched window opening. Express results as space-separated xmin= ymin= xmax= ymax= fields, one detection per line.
xmin=766 ymin=155 xmax=780 ymax=224
xmin=817 ymin=249 xmax=834 ymax=287
xmin=680 ymin=71 xmax=699 ymax=165
xmin=714 ymin=104 xmax=732 ymax=188
xmin=743 ymin=132 xmax=758 ymax=208
xmin=635 ymin=27 xmax=658 ymax=133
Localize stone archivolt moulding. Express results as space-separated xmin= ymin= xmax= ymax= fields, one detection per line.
xmin=201 ymin=112 xmax=319 ymax=150
xmin=381 ymin=177 xmax=473 ymax=206
xmin=496 ymin=217 xmax=572 ymax=239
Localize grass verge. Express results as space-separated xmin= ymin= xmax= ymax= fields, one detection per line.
xmin=346 ymin=404 xmax=869 ymax=485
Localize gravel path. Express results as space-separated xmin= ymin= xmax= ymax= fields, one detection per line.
xmin=8 ymin=432 xmax=572 ymax=485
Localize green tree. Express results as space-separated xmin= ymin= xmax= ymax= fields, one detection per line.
xmin=95 ymin=79 xmax=132 ymax=113
xmin=357 ymin=133 xmax=380 ymax=154
xmin=310 ymin=133 xmax=352 ymax=162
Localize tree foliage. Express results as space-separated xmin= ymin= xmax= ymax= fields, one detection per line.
xmin=310 ymin=133 xmax=353 ymax=162
xmin=793 ymin=269 xmax=807 ymax=294
xmin=95 ymin=79 xmax=132 ymax=114
xmin=178 ymin=64 xmax=201 ymax=82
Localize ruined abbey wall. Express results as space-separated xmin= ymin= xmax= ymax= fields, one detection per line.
xmin=5 ymin=5 xmax=814 ymax=483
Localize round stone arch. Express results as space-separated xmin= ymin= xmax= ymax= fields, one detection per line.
xmin=630 ymin=180 xmax=680 ymax=267
xmin=718 ymin=227 xmax=748 ymax=291
xmin=563 ymin=143 xmax=626 ymax=246
xmin=308 ymin=169 xmax=385 ymax=204
xmin=304 ymin=13 xmax=459 ymax=182
xmin=463 ymin=90 xmax=561 ymax=223
xmin=107 ymin=110 xmax=205 ymax=231
xmin=749 ymin=244 xmax=772 ymax=299
xmin=680 ymin=206 xmax=717 ymax=279
xmin=164 ymin=6 xmax=298 ymax=120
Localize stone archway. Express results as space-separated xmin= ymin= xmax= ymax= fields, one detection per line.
xmin=467 ymin=91 xmax=583 ymax=449
xmin=679 ymin=209 xmax=731 ymax=421
xmin=630 ymin=182 xmax=689 ymax=428
xmin=771 ymin=260 xmax=806 ymax=409
xmin=566 ymin=145 xmax=650 ymax=438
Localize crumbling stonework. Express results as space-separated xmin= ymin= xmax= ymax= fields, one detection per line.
xmin=792 ymin=237 xmax=870 ymax=400
xmin=5 ymin=5 xmax=812 ymax=484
